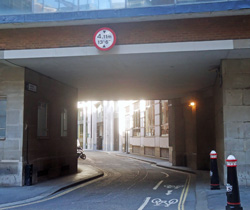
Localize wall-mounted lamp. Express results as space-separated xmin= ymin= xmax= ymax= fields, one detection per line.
xmin=189 ymin=102 xmax=196 ymax=107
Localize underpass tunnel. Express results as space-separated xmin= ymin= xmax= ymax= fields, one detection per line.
xmin=1 ymin=43 xmax=250 ymax=186
xmin=0 ymin=49 xmax=227 ymax=186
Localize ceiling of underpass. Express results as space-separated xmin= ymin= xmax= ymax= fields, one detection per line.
xmin=6 ymin=46 xmax=250 ymax=100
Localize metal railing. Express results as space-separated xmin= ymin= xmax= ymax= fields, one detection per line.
xmin=0 ymin=0 xmax=240 ymax=15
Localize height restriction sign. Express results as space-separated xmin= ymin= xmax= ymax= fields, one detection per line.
xmin=93 ymin=27 xmax=116 ymax=51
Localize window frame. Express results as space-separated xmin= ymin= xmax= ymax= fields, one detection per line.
xmin=160 ymin=100 xmax=169 ymax=137
xmin=144 ymin=100 xmax=155 ymax=137
xmin=61 ymin=108 xmax=68 ymax=137
xmin=125 ymin=105 xmax=130 ymax=131
xmin=132 ymin=102 xmax=140 ymax=137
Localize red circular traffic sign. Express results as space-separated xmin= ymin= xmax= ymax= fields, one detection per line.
xmin=93 ymin=27 xmax=116 ymax=51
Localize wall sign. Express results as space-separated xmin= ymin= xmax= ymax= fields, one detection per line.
xmin=25 ymin=82 xmax=37 ymax=93
xmin=93 ymin=27 xmax=116 ymax=51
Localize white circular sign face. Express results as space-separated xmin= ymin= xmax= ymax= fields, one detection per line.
xmin=93 ymin=27 xmax=116 ymax=51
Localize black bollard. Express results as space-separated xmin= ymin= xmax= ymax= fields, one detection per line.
xmin=226 ymin=155 xmax=243 ymax=210
xmin=25 ymin=164 xmax=33 ymax=186
xmin=210 ymin=150 xmax=220 ymax=190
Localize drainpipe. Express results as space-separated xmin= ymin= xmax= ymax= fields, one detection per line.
xmin=25 ymin=124 xmax=33 ymax=186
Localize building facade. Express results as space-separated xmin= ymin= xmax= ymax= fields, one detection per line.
xmin=77 ymin=101 xmax=120 ymax=152
xmin=123 ymin=100 xmax=170 ymax=159
xmin=0 ymin=64 xmax=78 ymax=186
xmin=0 ymin=0 xmax=250 ymax=186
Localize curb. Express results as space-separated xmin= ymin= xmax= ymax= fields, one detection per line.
xmin=0 ymin=170 xmax=104 ymax=209
xmin=52 ymin=171 xmax=104 ymax=195
xmin=115 ymin=153 xmax=195 ymax=174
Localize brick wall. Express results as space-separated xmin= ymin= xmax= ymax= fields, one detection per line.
xmin=1 ymin=15 xmax=250 ymax=50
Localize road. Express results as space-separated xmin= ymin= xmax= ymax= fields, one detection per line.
xmin=11 ymin=152 xmax=196 ymax=210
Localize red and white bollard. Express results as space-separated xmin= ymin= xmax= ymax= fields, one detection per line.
xmin=210 ymin=150 xmax=220 ymax=190
xmin=226 ymin=155 xmax=243 ymax=210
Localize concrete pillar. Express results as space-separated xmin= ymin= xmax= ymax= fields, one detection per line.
xmin=169 ymin=99 xmax=186 ymax=166
xmin=183 ymin=100 xmax=197 ymax=170
xmin=220 ymin=59 xmax=250 ymax=186
xmin=155 ymin=100 xmax=161 ymax=158
xmin=196 ymin=89 xmax=216 ymax=170
xmin=0 ymin=64 xmax=25 ymax=186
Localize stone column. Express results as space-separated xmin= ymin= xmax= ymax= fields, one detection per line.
xmin=221 ymin=59 xmax=250 ymax=186
xmin=155 ymin=100 xmax=161 ymax=158
xmin=0 ymin=64 xmax=25 ymax=186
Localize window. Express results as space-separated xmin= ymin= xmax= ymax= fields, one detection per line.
xmin=0 ymin=97 xmax=7 ymax=140
xmin=133 ymin=102 xmax=140 ymax=136
xmin=61 ymin=108 xmax=67 ymax=137
xmin=78 ymin=110 xmax=83 ymax=122
xmin=79 ymin=124 xmax=83 ymax=139
xmin=161 ymin=100 xmax=169 ymax=136
xmin=0 ymin=0 xmax=32 ymax=15
xmin=37 ymin=102 xmax=48 ymax=137
xmin=125 ymin=106 xmax=130 ymax=131
xmin=145 ymin=100 xmax=155 ymax=137
xmin=96 ymin=103 xmax=103 ymax=123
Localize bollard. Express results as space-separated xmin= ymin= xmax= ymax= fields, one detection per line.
xmin=226 ymin=155 xmax=243 ymax=210
xmin=210 ymin=150 xmax=220 ymax=190
xmin=25 ymin=164 xmax=33 ymax=186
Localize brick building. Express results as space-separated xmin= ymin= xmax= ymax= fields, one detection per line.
xmin=0 ymin=0 xmax=250 ymax=186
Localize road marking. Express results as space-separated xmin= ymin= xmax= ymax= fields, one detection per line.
xmin=153 ymin=180 xmax=164 ymax=190
xmin=152 ymin=198 xmax=178 ymax=208
xmin=164 ymin=184 xmax=184 ymax=190
xmin=181 ymin=174 xmax=191 ymax=210
xmin=161 ymin=172 xmax=169 ymax=177
xmin=0 ymin=174 xmax=106 ymax=210
xmin=138 ymin=197 xmax=151 ymax=210
xmin=166 ymin=190 xmax=173 ymax=196
xmin=178 ymin=174 xmax=191 ymax=210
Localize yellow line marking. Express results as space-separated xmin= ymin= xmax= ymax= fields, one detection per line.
xmin=178 ymin=177 xmax=187 ymax=210
xmin=0 ymin=174 xmax=106 ymax=210
xmin=178 ymin=174 xmax=191 ymax=210
xmin=182 ymin=174 xmax=191 ymax=210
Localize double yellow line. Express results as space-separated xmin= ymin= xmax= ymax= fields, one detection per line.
xmin=178 ymin=174 xmax=191 ymax=210
xmin=0 ymin=174 xmax=105 ymax=210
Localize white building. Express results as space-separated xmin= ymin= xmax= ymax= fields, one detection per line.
xmin=78 ymin=100 xmax=170 ymax=160
xmin=77 ymin=101 xmax=120 ymax=151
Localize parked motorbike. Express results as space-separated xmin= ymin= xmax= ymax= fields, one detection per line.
xmin=77 ymin=146 xmax=86 ymax=160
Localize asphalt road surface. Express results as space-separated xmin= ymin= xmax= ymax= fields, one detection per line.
xmin=11 ymin=152 xmax=196 ymax=210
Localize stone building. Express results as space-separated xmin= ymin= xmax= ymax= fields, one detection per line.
xmin=0 ymin=0 xmax=250 ymax=186
xmin=0 ymin=64 xmax=77 ymax=186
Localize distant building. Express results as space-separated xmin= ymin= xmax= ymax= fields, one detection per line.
xmin=77 ymin=100 xmax=170 ymax=160
xmin=77 ymin=101 xmax=120 ymax=152
xmin=123 ymin=100 xmax=170 ymax=159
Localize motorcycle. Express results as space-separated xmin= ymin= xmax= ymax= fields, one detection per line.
xmin=77 ymin=146 xmax=86 ymax=160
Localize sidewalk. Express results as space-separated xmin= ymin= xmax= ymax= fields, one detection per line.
xmin=0 ymin=164 xmax=104 ymax=209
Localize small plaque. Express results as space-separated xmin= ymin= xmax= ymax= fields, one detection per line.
xmin=25 ymin=82 xmax=37 ymax=93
